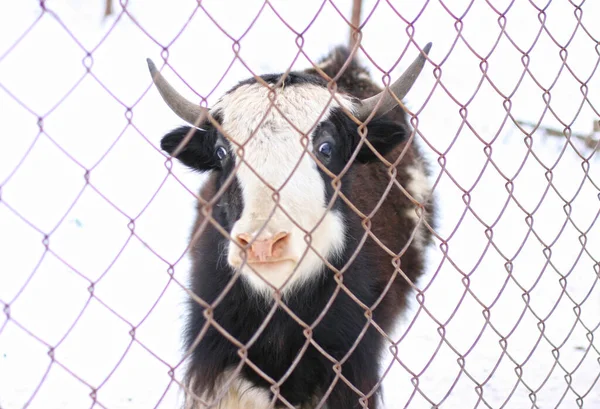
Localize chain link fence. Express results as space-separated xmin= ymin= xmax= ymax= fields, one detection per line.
xmin=1 ymin=0 xmax=599 ymax=408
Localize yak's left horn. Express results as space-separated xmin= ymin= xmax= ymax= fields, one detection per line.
xmin=147 ymin=59 xmax=207 ymax=126
xmin=355 ymin=42 xmax=432 ymax=121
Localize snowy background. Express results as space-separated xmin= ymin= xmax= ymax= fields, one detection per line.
xmin=1 ymin=0 xmax=599 ymax=408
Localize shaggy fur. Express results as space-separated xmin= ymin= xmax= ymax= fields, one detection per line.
xmin=162 ymin=47 xmax=436 ymax=409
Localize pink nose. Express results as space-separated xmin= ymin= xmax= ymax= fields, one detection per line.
xmin=236 ymin=232 xmax=290 ymax=263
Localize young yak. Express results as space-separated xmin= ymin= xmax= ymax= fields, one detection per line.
xmin=147 ymin=43 xmax=435 ymax=409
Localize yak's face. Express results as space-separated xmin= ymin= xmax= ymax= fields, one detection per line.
xmin=161 ymin=74 xmax=407 ymax=293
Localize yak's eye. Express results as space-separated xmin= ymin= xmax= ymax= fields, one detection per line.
xmin=215 ymin=146 xmax=227 ymax=161
xmin=318 ymin=142 xmax=332 ymax=159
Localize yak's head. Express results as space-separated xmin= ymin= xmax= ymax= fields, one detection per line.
xmin=148 ymin=44 xmax=431 ymax=293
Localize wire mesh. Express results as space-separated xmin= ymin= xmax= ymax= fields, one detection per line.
xmin=0 ymin=1 xmax=599 ymax=408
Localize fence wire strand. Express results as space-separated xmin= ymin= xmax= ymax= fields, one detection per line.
xmin=0 ymin=1 xmax=599 ymax=409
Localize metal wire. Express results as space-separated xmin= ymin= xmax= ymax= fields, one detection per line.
xmin=0 ymin=1 xmax=599 ymax=408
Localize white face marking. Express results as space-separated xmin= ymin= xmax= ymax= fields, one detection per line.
xmin=212 ymin=82 xmax=356 ymax=294
xmin=404 ymin=160 xmax=431 ymax=250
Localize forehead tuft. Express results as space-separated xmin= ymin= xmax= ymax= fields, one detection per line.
xmin=230 ymin=72 xmax=330 ymax=90
xmin=211 ymin=73 xmax=356 ymax=144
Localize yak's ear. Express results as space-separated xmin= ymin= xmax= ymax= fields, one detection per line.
xmin=355 ymin=119 xmax=408 ymax=163
xmin=161 ymin=126 xmax=219 ymax=171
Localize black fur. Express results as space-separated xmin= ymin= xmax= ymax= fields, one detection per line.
xmin=161 ymin=126 xmax=219 ymax=172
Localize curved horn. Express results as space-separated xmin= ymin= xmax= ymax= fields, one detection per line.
xmin=355 ymin=42 xmax=432 ymax=121
xmin=146 ymin=59 xmax=207 ymax=126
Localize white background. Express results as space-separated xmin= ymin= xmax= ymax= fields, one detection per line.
xmin=0 ymin=0 xmax=599 ymax=408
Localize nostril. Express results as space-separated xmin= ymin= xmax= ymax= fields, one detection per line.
xmin=271 ymin=232 xmax=289 ymax=257
xmin=236 ymin=233 xmax=252 ymax=247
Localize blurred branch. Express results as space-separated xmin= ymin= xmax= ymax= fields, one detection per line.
xmin=349 ymin=0 xmax=362 ymax=49
xmin=516 ymin=119 xmax=599 ymax=151
xmin=105 ymin=0 xmax=113 ymax=17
